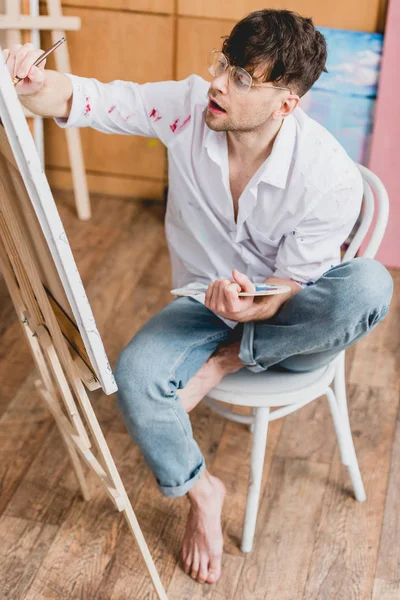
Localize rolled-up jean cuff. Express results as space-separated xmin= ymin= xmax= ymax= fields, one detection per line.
xmin=158 ymin=459 xmax=206 ymax=498
xmin=239 ymin=321 xmax=265 ymax=373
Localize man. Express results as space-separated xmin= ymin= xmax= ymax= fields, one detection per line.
xmin=4 ymin=9 xmax=393 ymax=585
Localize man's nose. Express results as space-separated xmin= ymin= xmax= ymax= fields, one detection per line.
xmin=210 ymin=69 xmax=230 ymax=95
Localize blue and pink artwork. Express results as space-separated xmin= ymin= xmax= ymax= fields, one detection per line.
xmin=300 ymin=27 xmax=383 ymax=165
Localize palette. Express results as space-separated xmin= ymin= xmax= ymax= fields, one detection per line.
xmin=171 ymin=282 xmax=291 ymax=297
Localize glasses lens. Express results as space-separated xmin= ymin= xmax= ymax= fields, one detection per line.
xmin=231 ymin=66 xmax=252 ymax=95
xmin=208 ymin=51 xmax=227 ymax=77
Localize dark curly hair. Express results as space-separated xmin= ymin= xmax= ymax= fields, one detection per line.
xmin=221 ymin=9 xmax=327 ymax=97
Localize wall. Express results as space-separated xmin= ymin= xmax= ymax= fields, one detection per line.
xmin=368 ymin=0 xmax=400 ymax=267
xmin=39 ymin=0 xmax=388 ymax=200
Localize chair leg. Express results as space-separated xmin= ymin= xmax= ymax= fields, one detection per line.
xmin=249 ymin=407 xmax=256 ymax=433
xmin=326 ymin=387 xmax=352 ymax=466
xmin=327 ymin=355 xmax=366 ymax=502
xmin=241 ymin=406 xmax=270 ymax=553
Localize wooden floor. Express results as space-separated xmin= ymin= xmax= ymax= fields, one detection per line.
xmin=0 ymin=191 xmax=399 ymax=600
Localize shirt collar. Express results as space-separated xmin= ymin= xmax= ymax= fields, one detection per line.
xmin=204 ymin=111 xmax=297 ymax=190
xmin=258 ymin=113 xmax=296 ymax=189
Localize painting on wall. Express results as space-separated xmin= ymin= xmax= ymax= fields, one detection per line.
xmin=300 ymin=27 xmax=383 ymax=166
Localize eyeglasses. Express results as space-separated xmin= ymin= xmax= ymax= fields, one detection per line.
xmin=207 ymin=50 xmax=291 ymax=96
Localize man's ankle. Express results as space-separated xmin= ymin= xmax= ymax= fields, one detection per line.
xmin=188 ymin=471 xmax=215 ymax=508
xmin=213 ymin=341 xmax=243 ymax=374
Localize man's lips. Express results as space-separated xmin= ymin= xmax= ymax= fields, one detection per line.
xmin=208 ymin=98 xmax=226 ymax=113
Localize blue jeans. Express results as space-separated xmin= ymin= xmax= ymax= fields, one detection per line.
xmin=114 ymin=258 xmax=393 ymax=498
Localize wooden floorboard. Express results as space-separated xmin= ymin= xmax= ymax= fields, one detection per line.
xmin=0 ymin=191 xmax=399 ymax=599
xmin=372 ymin=388 xmax=400 ymax=598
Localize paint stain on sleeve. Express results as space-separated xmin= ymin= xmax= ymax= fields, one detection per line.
xmin=170 ymin=118 xmax=180 ymax=133
xmin=149 ymin=108 xmax=162 ymax=122
xmin=108 ymin=105 xmax=116 ymax=114
xmin=84 ymin=96 xmax=91 ymax=117
xmin=178 ymin=115 xmax=191 ymax=132
xmin=170 ymin=114 xmax=191 ymax=134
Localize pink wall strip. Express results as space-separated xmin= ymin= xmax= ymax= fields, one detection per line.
xmin=367 ymin=0 xmax=400 ymax=268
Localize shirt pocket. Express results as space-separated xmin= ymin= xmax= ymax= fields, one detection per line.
xmin=245 ymin=222 xmax=282 ymax=252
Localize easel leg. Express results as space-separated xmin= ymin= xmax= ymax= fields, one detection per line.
xmin=0 ymin=235 xmax=91 ymax=501
xmin=67 ymin=377 xmax=168 ymax=598
xmin=5 ymin=0 xmax=21 ymax=48
xmin=47 ymin=0 xmax=91 ymax=220
xmin=35 ymin=378 xmax=91 ymax=502
xmin=123 ymin=502 xmax=169 ymax=600
xmin=32 ymin=324 xmax=168 ymax=597
xmin=65 ymin=128 xmax=91 ymax=221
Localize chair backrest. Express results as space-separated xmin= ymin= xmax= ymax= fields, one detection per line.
xmin=342 ymin=164 xmax=389 ymax=261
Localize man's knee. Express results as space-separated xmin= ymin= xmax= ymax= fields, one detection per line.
xmin=115 ymin=332 xmax=167 ymax=402
xmin=327 ymin=257 xmax=393 ymax=316
xmin=346 ymin=257 xmax=393 ymax=308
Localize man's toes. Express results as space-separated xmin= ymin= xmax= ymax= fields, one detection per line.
xmin=207 ymin=568 xmax=221 ymax=584
xmin=206 ymin=554 xmax=222 ymax=584
xmin=183 ymin=548 xmax=192 ymax=574
xmin=198 ymin=555 xmax=209 ymax=583
xmin=190 ymin=547 xmax=200 ymax=580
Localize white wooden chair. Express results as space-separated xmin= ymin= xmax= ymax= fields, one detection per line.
xmin=205 ymin=164 xmax=389 ymax=553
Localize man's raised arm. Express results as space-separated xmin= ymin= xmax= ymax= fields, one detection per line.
xmin=2 ymin=43 xmax=73 ymax=119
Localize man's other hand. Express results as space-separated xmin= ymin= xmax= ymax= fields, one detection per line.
xmin=205 ymin=270 xmax=300 ymax=322
xmin=205 ymin=269 xmax=259 ymax=322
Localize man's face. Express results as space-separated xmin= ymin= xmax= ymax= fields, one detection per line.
xmin=205 ymin=62 xmax=288 ymax=133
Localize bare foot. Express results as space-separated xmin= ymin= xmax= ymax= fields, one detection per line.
xmin=178 ymin=341 xmax=243 ymax=413
xmin=182 ymin=470 xmax=226 ymax=584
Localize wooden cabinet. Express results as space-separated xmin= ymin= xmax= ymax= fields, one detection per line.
xmin=178 ymin=0 xmax=388 ymax=33
xmin=62 ymin=0 xmax=174 ymax=14
xmin=177 ymin=17 xmax=236 ymax=80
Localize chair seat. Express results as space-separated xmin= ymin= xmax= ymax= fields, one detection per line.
xmin=207 ymin=360 xmax=337 ymax=407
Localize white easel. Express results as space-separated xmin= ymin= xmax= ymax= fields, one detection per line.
xmin=0 ymin=0 xmax=91 ymax=221
xmin=0 ymin=50 xmax=168 ymax=599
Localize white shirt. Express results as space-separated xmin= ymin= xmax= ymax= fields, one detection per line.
xmin=57 ymin=73 xmax=363 ymax=326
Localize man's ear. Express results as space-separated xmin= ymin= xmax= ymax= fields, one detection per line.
xmin=273 ymin=94 xmax=300 ymax=119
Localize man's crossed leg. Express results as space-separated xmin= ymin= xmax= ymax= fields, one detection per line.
xmin=115 ymin=258 xmax=393 ymax=584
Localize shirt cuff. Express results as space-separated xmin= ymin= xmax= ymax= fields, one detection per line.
xmin=272 ymin=267 xmax=308 ymax=289
xmin=54 ymin=73 xmax=94 ymax=129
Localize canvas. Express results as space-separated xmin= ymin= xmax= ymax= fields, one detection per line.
xmin=0 ymin=49 xmax=116 ymax=395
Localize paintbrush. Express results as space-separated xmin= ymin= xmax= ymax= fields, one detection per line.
xmin=12 ymin=36 xmax=66 ymax=86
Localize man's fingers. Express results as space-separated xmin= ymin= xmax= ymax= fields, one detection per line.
xmin=209 ymin=282 xmax=219 ymax=306
xmin=216 ymin=280 xmax=231 ymax=308
xmin=206 ymin=278 xmax=243 ymax=314
xmin=2 ymin=49 xmax=10 ymax=62
xmin=205 ymin=282 xmax=214 ymax=306
xmin=232 ymin=269 xmax=255 ymax=293
xmin=10 ymin=44 xmax=23 ymax=56
xmin=28 ymin=65 xmax=45 ymax=83
xmin=225 ymin=282 xmax=241 ymax=295
xmin=18 ymin=49 xmax=45 ymax=81
xmin=223 ymin=282 xmax=241 ymax=311
xmin=13 ymin=44 xmax=32 ymax=79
